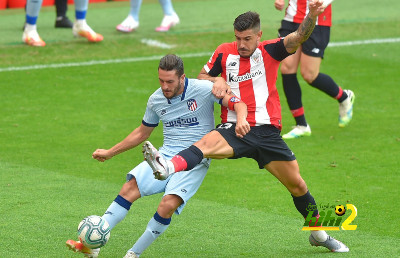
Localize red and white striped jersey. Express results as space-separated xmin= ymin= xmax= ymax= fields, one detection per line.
xmin=283 ymin=0 xmax=332 ymax=26
xmin=204 ymin=38 xmax=291 ymax=130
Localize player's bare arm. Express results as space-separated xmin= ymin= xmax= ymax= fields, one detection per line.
xmin=274 ymin=0 xmax=285 ymax=11
xmin=284 ymin=0 xmax=325 ymax=53
xmin=221 ymin=93 xmax=250 ymax=138
xmin=198 ymin=67 xmax=232 ymax=98
xmin=92 ymin=124 xmax=154 ymax=162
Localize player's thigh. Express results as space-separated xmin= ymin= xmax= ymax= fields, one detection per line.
xmin=127 ymin=161 xmax=169 ymax=197
xmin=264 ymin=160 xmax=307 ymax=196
xmin=281 ymin=48 xmax=302 ymax=74
xmin=194 ymin=130 xmax=234 ymax=159
xmin=299 ymin=53 xmax=322 ymax=83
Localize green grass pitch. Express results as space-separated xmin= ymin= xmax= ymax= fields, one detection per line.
xmin=1 ymin=0 xmax=399 ymax=257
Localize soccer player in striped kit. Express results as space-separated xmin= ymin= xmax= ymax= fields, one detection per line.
xmin=275 ymin=0 xmax=355 ymax=139
xmin=144 ymin=0 xmax=349 ymax=253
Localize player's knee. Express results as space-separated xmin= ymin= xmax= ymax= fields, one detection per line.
xmin=289 ymin=178 xmax=308 ymax=197
xmin=158 ymin=195 xmax=183 ymax=217
xmin=119 ymin=178 xmax=140 ymax=201
xmin=301 ymin=70 xmax=318 ymax=84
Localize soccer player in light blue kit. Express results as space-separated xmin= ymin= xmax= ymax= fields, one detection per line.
xmin=23 ymin=0 xmax=103 ymax=47
xmin=116 ymin=0 xmax=180 ymax=33
xmin=66 ymin=54 xmax=249 ymax=257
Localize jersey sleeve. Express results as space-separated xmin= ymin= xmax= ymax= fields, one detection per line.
xmin=192 ymin=79 xmax=222 ymax=105
xmin=263 ymin=38 xmax=292 ymax=61
xmin=203 ymin=46 xmax=224 ymax=77
xmin=142 ymin=96 xmax=159 ymax=127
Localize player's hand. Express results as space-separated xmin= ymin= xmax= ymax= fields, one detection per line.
xmin=274 ymin=0 xmax=285 ymax=11
xmin=308 ymin=0 xmax=325 ymax=17
xmin=212 ymin=77 xmax=232 ymax=99
xmin=235 ymin=119 xmax=251 ymax=138
xmin=92 ymin=149 xmax=113 ymax=162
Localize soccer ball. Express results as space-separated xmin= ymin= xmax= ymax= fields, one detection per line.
xmin=335 ymin=205 xmax=346 ymax=216
xmin=77 ymin=215 xmax=110 ymax=249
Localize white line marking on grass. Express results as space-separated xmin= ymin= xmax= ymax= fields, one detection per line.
xmin=1 ymin=38 xmax=399 ymax=73
xmin=0 ymin=52 xmax=212 ymax=73
xmin=140 ymin=38 xmax=176 ymax=49
xmin=328 ymin=37 xmax=400 ymax=47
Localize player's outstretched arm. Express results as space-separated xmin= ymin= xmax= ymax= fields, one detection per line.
xmin=92 ymin=124 xmax=154 ymax=162
xmin=198 ymin=67 xmax=232 ymax=99
xmin=284 ymin=0 xmax=325 ymax=53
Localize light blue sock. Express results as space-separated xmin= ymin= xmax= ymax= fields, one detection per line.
xmin=74 ymin=0 xmax=88 ymax=19
xmin=26 ymin=0 xmax=43 ymax=25
xmin=158 ymin=0 xmax=174 ymax=16
xmin=129 ymin=212 xmax=171 ymax=256
xmin=102 ymin=195 xmax=131 ymax=230
xmin=129 ymin=0 xmax=142 ymax=22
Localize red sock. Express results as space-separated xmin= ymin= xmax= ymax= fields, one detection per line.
xmin=171 ymin=155 xmax=187 ymax=172
xmin=335 ymin=87 xmax=343 ymax=100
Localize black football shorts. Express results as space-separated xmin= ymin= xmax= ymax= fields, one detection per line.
xmin=214 ymin=123 xmax=296 ymax=169
xmin=278 ymin=20 xmax=331 ymax=58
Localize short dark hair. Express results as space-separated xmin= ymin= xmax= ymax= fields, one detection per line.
xmin=233 ymin=11 xmax=260 ymax=32
xmin=158 ymin=54 xmax=184 ymax=77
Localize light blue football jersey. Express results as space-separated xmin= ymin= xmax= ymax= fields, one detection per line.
xmin=143 ymin=77 xmax=221 ymax=156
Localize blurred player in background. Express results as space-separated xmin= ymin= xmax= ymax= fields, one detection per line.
xmin=54 ymin=0 xmax=73 ymax=28
xmin=116 ymin=0 xmax=179 ymax=33
xmin=275 ymin=0 xmax=355 ymax=139
xmin=144 ymin=1 xmax=349 ymax=253
xmin=23 ymin=0 xmax=73 ymax=30
xmin=23 ymin=0 xmax=103 ymax=47
xmin=66 ymin=54 xmax=248 ymax=257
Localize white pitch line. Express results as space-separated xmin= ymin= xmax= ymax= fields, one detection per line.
xmin=328 ymin=37 xmax=400 ymax=47
xmin=0 ymin=52 xmax=212 ymax=73
xmin=1 ymin=37 xmax=399 ymax=73
xmin=140 ymin=38 xmax=177 ymax=49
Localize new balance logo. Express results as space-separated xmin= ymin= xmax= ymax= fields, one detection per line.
xmin=227 ymin=61 xmax=237 ymax=67
xmin=312 ymin=48 xmax=320 ymax=54
xmin=152 ymin=231 xmax=161 ymax=235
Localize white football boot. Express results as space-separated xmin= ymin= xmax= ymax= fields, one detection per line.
xmin=116 ymin=15 xmax=139 ymax=33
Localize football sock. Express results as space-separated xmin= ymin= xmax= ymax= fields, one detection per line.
xmin=173 ymin=145 xmax=203 ymax=172
xmin=55 ymin=0 xmax=68 ymax=17
xmin=292 ymin=190 xmax=319 ymax=218
xmin=130 ymin=212 xmax=171 ymax=256
xmin=311 ymin=230 xmax=328 ymax=242
xmin=336 ymin=87 xmax=348 ymax=103
xmin=74 ymin=0 xmax=88 ymax=19
xmin=310 ymin=73 xmax=346 ymax=102
xmin=129 ymin=0 xmax=143 ymax=22
xmin=26 ymin=0 xmax=43 ymax=25
xmin=102 ymin=195 xmax=131 ymax=230
xmin=159 ymin=0 xmax=174 ymax=16
xmin=282 ymin=73 xmax=308 ymax=126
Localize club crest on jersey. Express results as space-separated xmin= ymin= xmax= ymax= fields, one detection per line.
xmin=187 ymin=99 xmax=198 ymax=111
xmin=251 ymin=50 xmax=262 ymax=64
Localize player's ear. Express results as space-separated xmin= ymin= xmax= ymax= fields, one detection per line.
xmin=180 ymin=73 xmax=186 ymax=83
xmin=257 ymin=30 xmax=263 ymax=40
